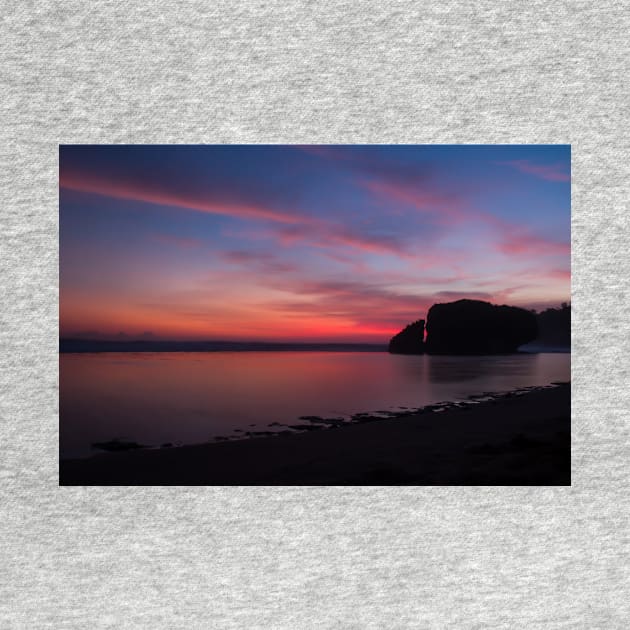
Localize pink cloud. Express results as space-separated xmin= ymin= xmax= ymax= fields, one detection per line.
xmin=61 ymin=171 xmax=415 ymax=259
xmin=433 ymin=290 xmax=494 ymax=301
xmin=219 ymin=250 xmax=300 ymax=274
xmin=325 ymin=227 xmax=411 ymax=256
xmin=60 ymin=172 xmax=315 ymax=226
xmin=265 ymin=279 xmax=496 ymax=327
xmin=362 ymin=179 xmax=463 ymax=222
xmin=548 ymin=268 xmax=571 ymax=280
xmin=496 ymin=231 xmax=570 ymax=257
xmin=360 ymin=177 xmax=570 ymax=261
xmin=498 ymin=160 xmax=570 ymax=182
xmin=514 ymin=267 xmax=571 ymax=284
xmin=268 ymin=223 xmax=412 ymax=257
xmin=261 ymin=276 xmax=558 ymax=334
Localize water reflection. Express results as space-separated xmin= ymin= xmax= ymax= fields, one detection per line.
xmin=60 ymin=351 xmax=570 ymax=458
xmin=426 ymin=355 xmax=496 ymax=383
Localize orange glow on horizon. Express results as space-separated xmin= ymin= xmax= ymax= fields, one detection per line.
xmin=60 ymin=145 xmax=570 ymax=343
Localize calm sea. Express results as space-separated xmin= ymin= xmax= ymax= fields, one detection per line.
xmin=60 ymin=351 xmax=570 ymax=458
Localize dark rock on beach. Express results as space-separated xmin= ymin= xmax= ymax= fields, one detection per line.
xmin=305 ymin=417 xmax=346 ymax=426
xmin=91 ymin=439 xmax=147 ymax=452
xmin=62 ymin=384 xmax=570 ymax=485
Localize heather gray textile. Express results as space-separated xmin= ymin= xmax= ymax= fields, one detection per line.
xmin=1 ymin=1 xmax=629 ymax=628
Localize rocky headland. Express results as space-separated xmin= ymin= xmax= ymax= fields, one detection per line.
xmin=389 ymin=299 xmax=540 ymax=355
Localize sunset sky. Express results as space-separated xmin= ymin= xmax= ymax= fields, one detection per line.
xmin=60 ymin=145 xmax=570 ymax=343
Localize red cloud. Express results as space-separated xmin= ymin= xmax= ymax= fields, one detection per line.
xmin=261 ymin=277 xmax=544 ymax=335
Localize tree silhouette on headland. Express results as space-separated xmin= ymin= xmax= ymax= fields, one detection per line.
xmin=534 ymin=303 xmax=570 ymax=347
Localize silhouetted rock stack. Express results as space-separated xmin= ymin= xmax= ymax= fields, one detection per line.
xmin=388 ymin=299 xmax=538 ymax=355
xmin=425 ymin=299 xmax=537 ymax=354
xmin=388 ymin=319 xmax=425 ymax=354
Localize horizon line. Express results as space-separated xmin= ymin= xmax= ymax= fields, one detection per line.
xmin=60 ymin=338 xmax=389 ymax=346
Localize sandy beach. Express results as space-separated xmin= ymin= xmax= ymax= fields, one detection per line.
xmin=60 ymin=383 xmax=570 ymax=485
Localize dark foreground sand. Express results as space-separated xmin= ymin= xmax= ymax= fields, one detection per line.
xmin=60 ymin=384 xmax=570 ymax=485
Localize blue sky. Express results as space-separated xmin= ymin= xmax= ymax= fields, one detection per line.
xmin=60 ymin=144 xmax=570 ymax=342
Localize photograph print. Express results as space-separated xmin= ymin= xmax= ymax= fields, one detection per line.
xmin=59 ymin=144 xmax=570 ymax=485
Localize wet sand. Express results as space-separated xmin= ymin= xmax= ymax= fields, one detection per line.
xmin=60 ymin=383 xmax=570 ymax=485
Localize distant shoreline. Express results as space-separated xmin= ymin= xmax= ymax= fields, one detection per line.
xmin=59 ymin=338 xmax=570 ymax=354
xmin=59 ymin=339 xmax=389 ymax=353
xmin=60 ymin=382 xmax=571 ymax=485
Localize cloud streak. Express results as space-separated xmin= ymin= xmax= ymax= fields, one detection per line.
xmin=498 ymin=160 xmax=570 ymax=182
xmin=360 ymin=176 xmax=570 ymax=260
xmin=219 ymin=250 xmax=300 ymax=274
xmin=60 ymin=172 xmax=314 ymax=225
xmin=60 ymin=171 xmax=415 ymax=258
xmin=60 ymin=145 xmax=570 ymax=342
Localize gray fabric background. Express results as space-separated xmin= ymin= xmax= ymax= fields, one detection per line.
xmin=1 ymin=1 xmax=628 ymax=627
